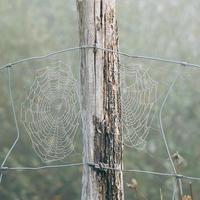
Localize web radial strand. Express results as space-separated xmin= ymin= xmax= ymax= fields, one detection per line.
xmin=121 ymin=65 xmax=158 ymax=150
xmin=21 ymin=65 xmax=80 ymax=162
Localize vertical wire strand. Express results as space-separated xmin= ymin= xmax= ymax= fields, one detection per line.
xmin=0 ymin=67 xmax=20 ymax=184
xmin=159 ymin=73 xmax=178 ymax=173
xmin=172 ymin=181 xmax=177 ymax=200
xmin=159 ymin=69 xmax=183 ymax=199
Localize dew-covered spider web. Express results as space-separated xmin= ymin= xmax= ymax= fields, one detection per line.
xmin=121 ymin=65 xmax=158 ymax=150
xmin=21 ymin=64 xmax=80 ymax=162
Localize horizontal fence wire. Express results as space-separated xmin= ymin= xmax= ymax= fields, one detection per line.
xmin=0 ymin=45 xmax=200 ymax=71
xmin=1 ymin=162 xmax=200 ymax=182
xmin=0 ymin=46 xmax=92 ymax=70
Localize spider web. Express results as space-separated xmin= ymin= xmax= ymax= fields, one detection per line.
xmin=121 ymin=64 xmax=158 ymax=150
xmin=21 ymin=64 xmax=80 ymax=162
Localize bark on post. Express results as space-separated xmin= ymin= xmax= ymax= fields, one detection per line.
xmin=77 ymin=0 xmax=124 ymax=199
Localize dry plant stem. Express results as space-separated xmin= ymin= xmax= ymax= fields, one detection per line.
xmin=189 ymin=182 xmax=193 ymax=200
xmin=137 ymin=189 xmax=148 ymax=200
xmin=177 ymin=178 xmax=182 ymax=200
xmin=160 ymin=188 xmax=163 ymax=200
xmin=176 ymin=167 xmax=183 ymax=200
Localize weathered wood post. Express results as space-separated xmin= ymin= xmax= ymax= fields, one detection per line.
xmin=77 ymin=0 xmax=124 ymax=199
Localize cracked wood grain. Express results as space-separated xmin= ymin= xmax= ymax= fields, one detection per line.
xmin=77 ymin=0 xmax=124 ymax=199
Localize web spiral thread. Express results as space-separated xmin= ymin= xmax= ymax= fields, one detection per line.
xmin=121 ymin=65 xmax=158 ymax=150
xmin=21 ymin=64 xmax=80 ymax=162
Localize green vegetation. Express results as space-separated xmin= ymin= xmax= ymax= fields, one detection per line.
xmin=0 ymin=0 xmax=200 ymax=199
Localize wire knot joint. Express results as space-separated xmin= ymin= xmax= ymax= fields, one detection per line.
xmin=176 ymin=174 xmax=183 ymax=179
xmin=0 ymin=166 xmax=8 ymax=172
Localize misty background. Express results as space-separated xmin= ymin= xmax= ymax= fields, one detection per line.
xmin=0 ymin=0 xmax=200 ymax=199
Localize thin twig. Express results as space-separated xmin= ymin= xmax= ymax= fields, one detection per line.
xmin=1 ymin=162 xmax=200 ymax=183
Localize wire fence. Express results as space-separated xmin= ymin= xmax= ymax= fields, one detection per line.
xmin=0 ymin=44 xmax=200 ymax=198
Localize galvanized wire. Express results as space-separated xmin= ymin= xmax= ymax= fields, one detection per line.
xmin=0 ymin=45 xmax=200 ymax=71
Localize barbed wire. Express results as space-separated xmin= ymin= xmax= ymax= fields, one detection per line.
xmin=0 ymin=45 xmax=200 ymax=71
xmin=0 ymin=46 xmax=93 ymax=71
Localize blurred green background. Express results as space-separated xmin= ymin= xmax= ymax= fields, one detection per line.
xmin=0 ymin=0 xmax=200 ymax=199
